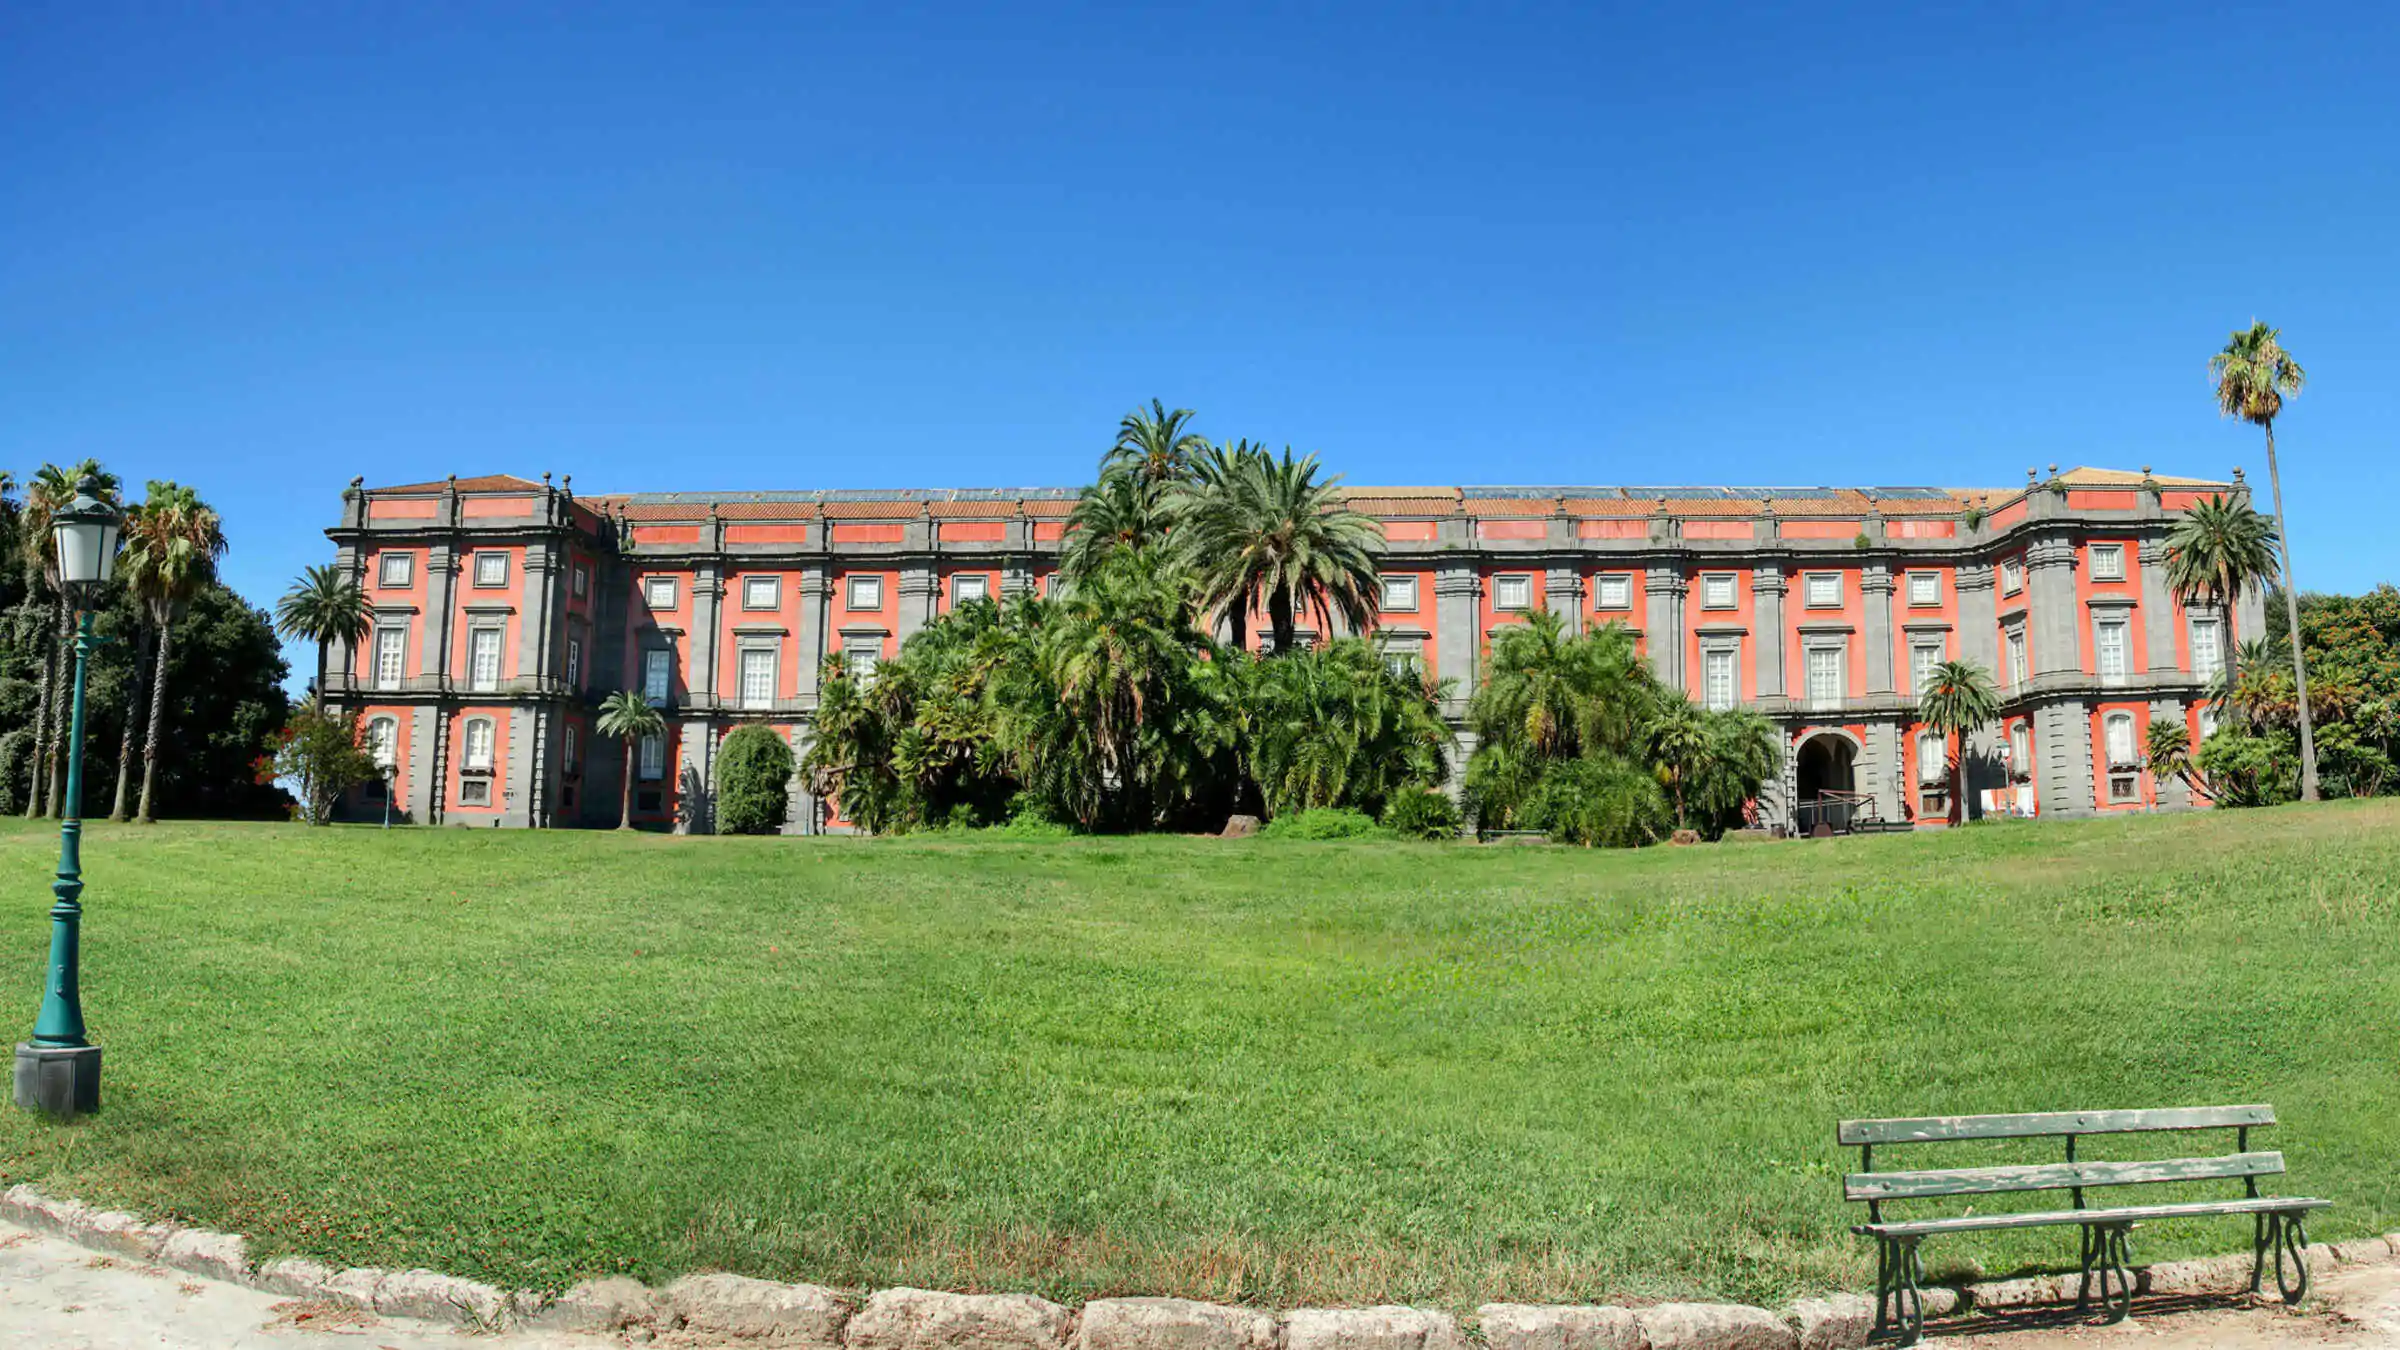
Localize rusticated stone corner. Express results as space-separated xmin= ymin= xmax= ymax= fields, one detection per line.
xmin=1080 ymin=1297 xmax=1280 ymax=1350
xmin=848 ymin=1287 xmax=1073 ymax=1350
xmin=1476 ymin=1302 xmax=1645 ymax=1350
xmin=668 ymin=1271 xmax=854 ymax=1345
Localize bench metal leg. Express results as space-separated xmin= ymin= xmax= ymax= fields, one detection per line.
xmin=2250 ymin=1210 xmax=2310 ymax=1304
xmin=1873 ymin=1236 xmax=1927 ymax=1345
xmin=2077 ymin=1223 xmax=2134 ymax=1324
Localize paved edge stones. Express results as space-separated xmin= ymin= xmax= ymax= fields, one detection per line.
xmin=4 ymin=1186 xmax=2397 ymax=1349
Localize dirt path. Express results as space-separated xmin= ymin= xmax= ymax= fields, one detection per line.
xmin=6 ymin=1215 xmax=2398 ymax=1349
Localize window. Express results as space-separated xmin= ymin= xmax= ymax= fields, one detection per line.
xmin=953 ymin=573 xmax=989 ymax=605
xmin=845 ymin=640 xmax=880 ymax=687
xmin=2005 ymin=627 xmax=2028 ymax=688
xmin=846 ymin=575 xmax=883 ymax=611
xmin=2108 ymin=773 xmax=2139 ymax=804
xmin=1492 ymin=575 xmax=1531 ymax=611
xmin=2104 ymin=712 xmax=2138 ymax=767
xmin=1383 ymin=648 xmax=1420 ymax=680
xmin=1804 ymin=572 xmax=1840 ymax=608
xmin=739 ymin=648 xmax=777 ymax=709
xmin=1917 ymin=730 xmax=1947 ymax=785
xmin=563 ymin=724 xmax=579 ymax=775
xmin=1912 ymin=641 xmax=1943 ymax=695
xmin=2090 ymin=544 xmax=2125 ymax=581
xmin=366 ymin=717 xmax=398 ymax=769
xmin=1381 ymin=576 xmax=1418 ymax=612
xmin=1907 ymin=571 xmax=1938 ymax=607
xmin=2095 ymin=618 xmax=2129 ymax=679
xmin=638 ymin=732 xmax=666 ymax=781
xmin=643 ymin=649 xmax=672 ymax=705
xmin=2009 ymin=720 xmax=2032 ymax=778
xmin=473 ymin=552 xmax=508 ymax=587
xmin=1701 ymin=573 xmax=1737 ymax=609
xmin=1702 ymin=648 xmax=1737 ymax=711
xmin=468 ymin=628 xmax=502 ymax=692
xmin=2190 ymin=619 xmax=2223 ymax=681
xmin=1595 ymin=574 xmax=1631 ymax=611
xmin=572 ymin=565 xmax=589 ymax=598
xmin=2001 ymin=558 xmax=2025 ymax=595
xmin=374 ymin=628 xmax=407 ymax=690
xmin=566 ymin=637 xmax=581 ymax=687
xmin=743 ymin=576 xmax=780 ymax=611
xmin=458 ymin=779 xmax=491 ymax=806
xmin=2198 ymin=705 xmax=2219 ymax=739
xmin=1806 ymin=646 xmax=1844 ymax=710
xmin=463 ymin=717 xmax=495 ymax=771
xmin=379 ymin=552 xmax=414 ymax=587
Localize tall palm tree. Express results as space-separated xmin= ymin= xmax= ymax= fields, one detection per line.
xmin=1100 ymin=400 xmax=1210 ymax=490
xmin=1060 ymin=467 xmax=1173 ymax=581
xmin=1648 ymin=698 xmax=1715 ymax=830
xmin=21 ymin=461 xmax=119 ymax=818
xmin=2164 ymin=493 xmax=2279 ymax=743
xmin=1916 ymin=659 xmax=2000 ymax=826
xmin=596 ymin=690 xmax=666 ymax=829
xmin=122 ymin=482 xmax=227 ymax=823
xmin=1174 ymin=439 xmax=1271 ymax=650
xmin=275 ymin=563 xmax=373 ymax=699
xmin=1172 ymin=448 xmax=1381 ymax=653
xmin=2211 ymin=321 xmax=2317 ymax=800
xmin=108 ymin=494 xmax=163 ymax=822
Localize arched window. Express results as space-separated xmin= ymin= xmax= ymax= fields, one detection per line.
xmin=366 ymin=717 xmax=399 ymax=769
xmin=1916 ymin=729 xmax=1946 ymax=784
xmin=2009 ymin=721 xmax=2032 ymax=778
xmin=463 ymin=717 xmax=495 ymax=770
xmin=2103 ymin=712 xmax=2137 ymax=767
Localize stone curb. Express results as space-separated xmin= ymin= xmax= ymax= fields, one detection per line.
xmin=5 ymin=1186 xmax=2396 ymax=1349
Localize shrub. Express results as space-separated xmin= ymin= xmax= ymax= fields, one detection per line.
xmin=715 ymin=725 xmax=795 ymax=835
xmin=1381 ymin=787 xmax=1461 ymax=840
xmin=0 ymin=728 xmax=30 ymax=816
xmin=989 ymin=811 xmax=1075 ymax=839
xmin=1259 ymin=807 xmax=1385 ymax=840
xmin=1522 ymin=756 xmax=1671 ymax=848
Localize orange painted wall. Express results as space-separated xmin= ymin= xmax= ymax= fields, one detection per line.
xmin=1779 ymin=564 xmax=1865 ymax=698
xmin=445 ymin=706 xmax=512 ymax=817
xmin=2073 ymin=538 xmax=2145 ymax=674
xmin=2088 ymin=702 xmax=2155 ymax=811
xmin=449 ymin=543 xmax=528 ymax=684
xmin=1894 ymin=565 xmax=1960 ymax=698
xmin=1688 ymin=564 xmax=1756 ymax=704
xmin=831 ymin=567 xmax=901 ymax=659
xmin=1478 ymin=566 xmax=1544 ymax=651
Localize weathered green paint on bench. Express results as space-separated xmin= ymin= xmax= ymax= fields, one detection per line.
xmin=1837 ymin=1104 xmax=2274 ymax=1145
xmin=1845 ymin=1150 xmax=2285 ymax=1201
xmin=1854 ymin=1194 xmax=2333 ymax=1238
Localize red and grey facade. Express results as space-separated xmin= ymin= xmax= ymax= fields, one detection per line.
xmin=321 ymin=467 xmax=2258 ymax=832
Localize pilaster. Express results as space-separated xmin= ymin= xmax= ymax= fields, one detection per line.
xmin=1955 ymin=563 xmax=1998 ymax=672
xmin=2034 ymin=699 xmax=2094 ymax=818
xmin=1644 ymin=571 xmax=1687 ymax=689
xmin=1862 ymin=565 xmax=1895 ymax=696
xmin=1434 ymin=567 xmax=1480 ymax=712
xmin=795 ymin=567 xmax=831 ymax=705
xmin=897 ymin=566 xmax=939 ymax=644
xmin=2026 ymin=536 xmax=2081 ymax=678
xmin=689 ymin=567 xmax=722 ymax=703
xmin=419 ymin=545 xmax=457 ymax=681
xmin=675 ymin=718 xmax=715 ymax=834
xmin=1544 ymin=567 xmax=1584 ymax=638
xmin=1861 ymin=718 xmax=1904 ymax=824
xmin=2139 ymin=538 xmax=2174 ymax=673
xmin=2150 ymin=698 xmax=2192 ymax=808
xmin=1751 ymin=566 xmax=1786 ymax=701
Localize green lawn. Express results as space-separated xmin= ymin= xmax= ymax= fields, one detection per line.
xmin=0 ymin=806 xmax=2394 ymax=1310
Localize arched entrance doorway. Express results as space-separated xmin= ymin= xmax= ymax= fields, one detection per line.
xmin=1794 ymin=734 xmax=1859 ymax=835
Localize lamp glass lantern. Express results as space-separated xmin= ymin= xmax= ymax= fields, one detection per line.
xmin=52 ymin=480 xmax=122 ymax=597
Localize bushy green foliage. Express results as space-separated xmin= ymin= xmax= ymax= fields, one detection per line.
xmin=714 ymin=724 xmax=794 ymax=835
xmin=1258 ymin=806 xmax=1383 ymax=839
xmin=1521 ymin=755 xmax=1672 ymax=847
xmin=2199 ymin=724 xmax=2299 ymax=808
xmin=266 ymin=701 xmax=378 ymax=825
xmin=1380 ymin=786 xmax=1461 ymax=840
xmin=2198 ymin=585 xmax=2400 ymax=805
xmin=1231 ymin=639 xmax=1452 ymax=819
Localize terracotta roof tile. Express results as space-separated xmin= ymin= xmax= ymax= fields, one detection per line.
xmin=1874 ymin=498 xmax=1964 ymax=516
xmin=928 ymin=500 xmax=1016 ymax=518
xmin=1348 ymin=496 xmax=1461 ymax=516
xmin=1663 ymin=498 xmax=1766 ymax=516
xmin=1461 ymin=498 xmax=1559 ymax=517
xmin=1021 ymin=499 xmax=1079 ymax=518
xmin=2058 ymin=465 xmax=2227 ymax=488
xmin=1561 ymin=497 xmax=1658 ymax=516
xmin=371 ymin=474 xmax=546 ymax=494
xmin=1767 ymin=492 xmax=1874 ymax=516
xmin=1341 ymin=486 xmax=1460 ymax=501
xmin=714 ymin=501 xmax=819 ymax=520
xmin=821 ymin=500 xmax=925 ymax=520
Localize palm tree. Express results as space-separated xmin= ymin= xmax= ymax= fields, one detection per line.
xmin=275 ymin=562 xmax=373 ymax=699
xmin=1172 ymin=447 xmax=1381 ymax=653
xmin=1100 ymin=399 xmax=1210 ymax=490
xmin=21 ymin=461 xmax=118 ymax=818
xmin=1916 ymin=659 xmax=2000 ymax=826
xmin=122 ymin=482 xmax=227 ymax=823
xmin=2144 ymin=719 xmax=2210 ymax=802
xmin=2211 ymin=321 xmax=2317 ymax=800
xmin=108 ymin=494 xmax=162 ymax=822
xmin=596 ymin=690 xmax=666 ymax=829
xmin=1060 ymin=467 xmax=1173 ymax=581
xmin=2163 ymin=493 xmax=2278 ymax=702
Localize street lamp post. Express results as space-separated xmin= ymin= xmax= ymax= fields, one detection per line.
xmin=13 ymin=475 xmax=121 ymax=1119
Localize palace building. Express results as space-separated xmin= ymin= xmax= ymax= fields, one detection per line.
xmin=320 ymin=466 xmax=2253 ymax=833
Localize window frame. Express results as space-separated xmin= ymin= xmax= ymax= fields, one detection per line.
xmin=374 ymin=626 xmax=408 ymax=691
xmin=1594 ymin=573 xmax=1632 ymax=612
xmin=742 ymin=575 xmax=782 ymax=612
xmin=457 ymin=778 xmax=492 ymax=806
xmin=462 ymin=716 xmax=496 ymax=772
xmin=1911 ymin=639 xmax=1944 ymax=696
xmin=1381 ymin=575 xmax=1419 ymax=613
xmin=953 ymin=573 xmax=990 ymax=606
xmin=467 ymin=626 xmax=504 ymax=693
xmin=378 ymin=552 xmax=414 ymax=588
xmin=2089 ymin=543 xmax=2126 ymax=582
xmin=2190 ymin=616 xmax=2223 ymax=681
xmin=2103 ymin=711 xmax=2139 ymax=769
xmin=472 ymin=552 xmax=508 ymax=588
xmin=642 ymin=648 xmax=673 ymax=706
xmin=2004 ymin=625 xmax=2028 ymax=689
xmin=366 ymin=716 xmax=399 ymax=770
xmin=1491 ymin=574 xmax=1532 ymax=612
xmin=643 ymin=575 xmax=678 ymax=610
xmin=565 ymin=636 xmax=581 ymax=687
xmin=1906 ymin=570 xmax=1939 ymax=608
xmin=2000 ymin=557 xmax=2025 ymax=596
xmin=1804 ymin=642 xmax=1846 ymax=711
xmin=843 ymin=638 xmax=881 ymax=687
xmin=738 ymin=646 xmax=778 ymax=710
xmin=846 ymin=575 xmax=884 ymax=612
xmin=563 ymin=723 xmax=579 ymax=775
xmin=1803 ymin=571 xmax=1841 ymax=609
xmin=572 ymin=564 xmax=589 ymax=599
xmin=1699 ymin=572 xmax=1737 ymax=611
xmin=1701 ymin=644 xmax=1738 ymax=712
xmin=2009 ymin=720 xmax=2032 ymax=780
xmin=637 ymin=732 xmax=666 ymax=782
xmin=1917 ymin=728 xmax=1948 ymax=786
xmin=2094 ymin=616 xmax=2130 ymax=681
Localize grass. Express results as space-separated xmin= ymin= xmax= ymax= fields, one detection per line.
xmin=0 ymin=804 xmax=2395 ymax=1311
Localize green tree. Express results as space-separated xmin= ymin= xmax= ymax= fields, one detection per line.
xmin=2211 ymin=321 xmax=2317 ymax=799
xmin=715 ymin=724 xmax=795 ymax=834
xmin=2143 ymin=718 xmax=2209 ymax=802
xmin=1171 ymin=447 xmax=1380 ymax=654
xmin=274 ymin=562 xmax=372 ymax=699
xmin=1915 ymin=659 xmax=1999 ymax=825
xmin=1061 ymin=467 xmax=1175 ymax=581
xmin=595 ymin=690 xmax=666 ymax=830
xmin=121 ymin=482 xmax=228 ymax=823
xmin=21 ymin=461 xmax=118 ymax=817
xmin=1234 ymin=638 xmax=1452 ymax=818
xmin=268 ymin=699 xmax=378 ymax=825
xmin=1101 ymin=399 xmax=1210 ymax=491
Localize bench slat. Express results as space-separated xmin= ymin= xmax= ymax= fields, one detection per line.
xmin=1845 ymin=1151 xmax=2283 ymax=1201
xmin=1839 ymin=1105 xmax=2272 ymax=1145
xmin=1855 ymin=1195 xmax=2331 ymax=1237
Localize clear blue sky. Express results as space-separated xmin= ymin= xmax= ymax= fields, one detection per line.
xmin=4 ymin=1 xmax=2395 ymax=677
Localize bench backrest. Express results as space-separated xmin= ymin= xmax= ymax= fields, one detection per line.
xmin=1837 ymin=1105 xmax=2280 ymax=1221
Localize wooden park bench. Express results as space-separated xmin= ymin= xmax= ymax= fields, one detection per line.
xmin=1838 ymin=1105 xmax=2331 ymax=1344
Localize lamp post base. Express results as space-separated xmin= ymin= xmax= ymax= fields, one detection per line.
xmin=13 ymin=1042 xmax=101 ymax=1119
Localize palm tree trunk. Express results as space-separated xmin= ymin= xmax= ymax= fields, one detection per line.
xmin=619 ymin=742 xmax=635 ymax=829
xmin=44 ymin=594 xmax=70 ymax=817
xmin=111 ymin=621 xmax=152 ymax=822
xmin=1268 ymin=585 xmax=1295 ymax=654
xmin=21 ymin=586 xmax=53 ymax=817
xmin=1949 ymin=747 xmax=1964 ymax=827
xmin=2261 ymin=424 xmax=2319 ymax=801
xmin=1229 ymin=600 xmax=1247 ymax=655
xmin=136 ymin=620 xmax=174 ymax=823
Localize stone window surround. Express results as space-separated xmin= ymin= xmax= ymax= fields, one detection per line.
xmin=2101 ymin=710 xmax=2140 ymax=770
xmin=846 ymin=574 xmax=885 ymax=612
xmin=563 ymin=722 xmax=579 ymax=775
xmin=2089 ymin=542 xmax=2127 ymax=581
xmin=1381 ymin=575 xmax=1419 ymax=613
xmin=2089 ymin=596 xmax=2137 ymax=684
xmin=1697 ymin=633 xmax=1741 ymax=711
xmin=742 ymin=575 xmax=782 ymax=611
xmin=366 ymin=715 xmax=399 ymax=770
xmin=641 ymin=643 xmax=675 ymax=706
xmin=379 ymin=551 xmax=414 ymax=588
xmin=572 ymin=564 xmax=589 ymax=598
xmin=637 ymin=732 xmax=666 ymax=782
xmin=472 ymin=552 xmax=508 ymax=588
xmin=2001 ymin=617 xmax=2029 ymax=688
xmin=465 ymin=620 xmax=507 ymax=693
xmin=461 ymin=715 xmax=497 ymax=774
xmin=1699 ymin=572 xmax=1738 ymax=610
xmin=2187 ymin=608 xmax=2226 ymax=680
xmin=953 ymin=572 xmax=991 ymax=605
xmin=2000 ymin=556 xmax=2026 ymax=596
xmin=644 ymin=575 xmax=678 ymax=610
xmin=1905 ymin=569 xmax=1939 ymax=607
xmin=1593 ymin=572 xmax=1634 ymax=611
xmin=1801 ymin=571 xmax=1842 ymax=609
xmin=372 ymin=624 xmax=409 ymax=691
xmin=736 ymin=639 xmax=780 ymax=710
xmin=1490 ymin=574 xmax=1532 ymax=612
xmin=1801 ymin=632 xmax=1848 ymax=710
